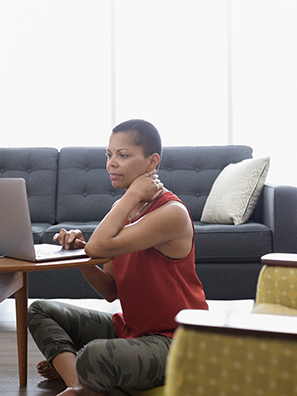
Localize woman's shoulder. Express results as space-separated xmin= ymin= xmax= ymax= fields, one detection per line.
xmin=155 ymin=189 xmax=181 ymax=204
xmin=150 ymin=190 xmax=191 ymax=221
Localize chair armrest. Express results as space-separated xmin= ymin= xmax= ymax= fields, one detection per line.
xmin=261 ymin=253 xmax=297 ymax=267
xmin=175 ymin=309 xmax=297 ymax=335
xmin=257 ymin=184 xmax=297 ymax=253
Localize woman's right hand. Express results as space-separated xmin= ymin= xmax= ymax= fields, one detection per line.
xmin=53 ymin=228 xmax=86 ymax=250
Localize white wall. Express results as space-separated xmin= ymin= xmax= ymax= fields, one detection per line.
xmin=0 ymin=1 xmax=296 ymax=186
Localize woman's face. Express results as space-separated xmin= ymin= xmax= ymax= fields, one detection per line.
xmin=106 ymin=132 xmax=151 ymax=190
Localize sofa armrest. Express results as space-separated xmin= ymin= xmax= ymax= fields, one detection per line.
xmin=257 ymin=184 xmax=297 ymax=253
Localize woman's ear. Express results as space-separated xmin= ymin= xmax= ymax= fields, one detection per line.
xmin=148 ymin=153 xmax=160 ymax=171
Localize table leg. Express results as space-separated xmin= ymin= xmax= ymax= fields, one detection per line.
xmin=14 ymin=272 xmax=28 ymax=387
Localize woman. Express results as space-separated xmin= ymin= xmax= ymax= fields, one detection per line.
xmin=28 ymin=119 xmax=208 ymax=396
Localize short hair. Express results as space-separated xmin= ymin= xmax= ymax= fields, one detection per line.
xmin=112 ymin=119 xmax=162 ymax=159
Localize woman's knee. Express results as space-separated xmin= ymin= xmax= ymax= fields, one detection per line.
xmin=28 ymin=300 xmax=57 ymax=332
xmin=28 ymin=300 xmax=46 ymax=327
xmin=28 ymin=299 xmax=54 ymax=315
xmin=76 ymin=340 xmax=114 ymax=392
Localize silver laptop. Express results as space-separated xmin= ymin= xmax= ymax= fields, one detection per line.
xmin=0 ymin=178 xmax=87 ymax=262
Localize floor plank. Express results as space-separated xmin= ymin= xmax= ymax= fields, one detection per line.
xmin=0 ymin=327 xmax=65 ymax=395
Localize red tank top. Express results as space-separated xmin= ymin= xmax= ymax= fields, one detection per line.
xmin=112 ymin=191 xmax=208 ymax=339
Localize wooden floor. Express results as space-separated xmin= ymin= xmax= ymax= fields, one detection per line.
xmin=0 ymin=298 xmax=254 ymax=396
xmin=0 ymin=299 xmax=65 ymax=396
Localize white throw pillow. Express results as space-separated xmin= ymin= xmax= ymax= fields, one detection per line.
xmin=201 ymin=157 xmax=270 ymax=225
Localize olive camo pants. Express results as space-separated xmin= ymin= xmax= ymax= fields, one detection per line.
xmin=28 ymin=300 xmax=172 ymax=392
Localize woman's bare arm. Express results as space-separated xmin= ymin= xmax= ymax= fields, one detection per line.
xmin=85 ymin=171 xmax=193 ymax=260
xmin=79 ymin=261 xmax=118 ymax=302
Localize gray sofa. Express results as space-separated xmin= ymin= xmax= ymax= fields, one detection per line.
xmin=1 ymin=146 xmax=297 ymax=300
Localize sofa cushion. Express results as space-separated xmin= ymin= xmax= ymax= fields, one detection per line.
xmin=201 ymin=157 xmax=270 ymax=225
xmin=159 ymin=145 xmax=253 ymax=221
xmin=0 ymin=148 xmax=58 ymax=223
xmin=194 ymin=221 xmax=272 ymax=263
xmin=42 ymin=221 xmax=99 ymax=244
xmin=56 ymin=147 xmax=125 ymax=223
xmin=32 ymin=223 xmax=53 ymax=244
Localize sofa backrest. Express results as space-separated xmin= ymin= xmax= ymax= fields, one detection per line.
xmin=0 ymin=145 xmax=254 ymax=225
xmin=0 ymin=148 xmax=58 ymax=223
xmin=159 ymin=145 xmax=253 ymax=221
xmin=56 ymin=145 xmax=253 ymax=223
xmin=56 ymin=147 xmax=125 ymax=222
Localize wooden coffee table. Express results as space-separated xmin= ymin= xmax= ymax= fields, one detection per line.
xmin=0 ymin=256 xmax=110 ymax=386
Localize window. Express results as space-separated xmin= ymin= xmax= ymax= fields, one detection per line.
xmin=1 ymin=1 xmax=296 ymax=185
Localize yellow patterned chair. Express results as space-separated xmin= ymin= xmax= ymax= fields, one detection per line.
xmin=165 ymin=310 xmax=297 ymax=396
xmin=252 ymin=253 xmax=297 ymax=316
xmin=127 ymin=254 xmax=297 ymax=396
xmin=164 ymin=253 xmax=297 ymax=396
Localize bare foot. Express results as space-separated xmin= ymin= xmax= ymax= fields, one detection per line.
xmin=37 ymin=360 xmax=61 ymax=380
xmin=56 ymin=385 xmax=105 ymax=396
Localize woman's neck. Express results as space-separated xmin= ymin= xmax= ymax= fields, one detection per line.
xmin=128 ymin=188 xmax=167 ymax=223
